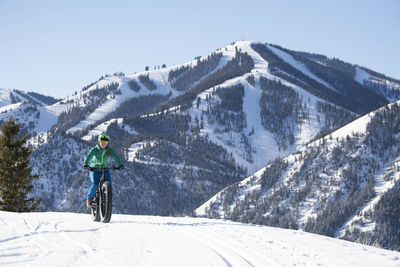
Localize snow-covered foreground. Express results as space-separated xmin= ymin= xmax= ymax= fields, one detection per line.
xmin=1 ymin=212 xmax=399 ymax=267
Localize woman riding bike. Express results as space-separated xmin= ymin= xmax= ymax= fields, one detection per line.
xmin=83 ymin=133 xmax=124 ymax=207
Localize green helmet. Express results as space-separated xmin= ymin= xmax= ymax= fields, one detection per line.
xmin=98 ymin=133 xmax=110 ymax=142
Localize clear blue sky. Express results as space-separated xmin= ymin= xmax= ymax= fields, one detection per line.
xmin=1 ymin=0 xmax=399 ymax=98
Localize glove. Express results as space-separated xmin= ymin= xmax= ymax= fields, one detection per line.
xmin=83 ymin=165 xmax=90 ymax=170
xmin=118 ymin=165 xmax=125 ymax=170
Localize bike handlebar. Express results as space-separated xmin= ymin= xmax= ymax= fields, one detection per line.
xmin=84 ymin=166 xmax=123 ymax=171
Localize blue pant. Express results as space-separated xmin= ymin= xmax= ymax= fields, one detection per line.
xmin=87 ymin=170 xmax=112 ymax=199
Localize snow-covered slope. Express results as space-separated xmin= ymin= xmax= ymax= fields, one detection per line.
xmin=186 ymin=41 xmax=353 ymax=173
xmin=0 ymin=88 xmax=59 ymax=134
xmin=1 ymin=211 xmax=399 ymax=267
xmin=196 ymin=99 xmax=400 ymax=250
xmin=0 ymin=89 xmax=14 ymax=107
xmin=0 ymin=88 xmax=58 ymax=108
xmin=195 ymin=103 xmax=376 ymax=216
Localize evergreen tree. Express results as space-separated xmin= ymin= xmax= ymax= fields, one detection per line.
xmin=0 ymin=116 xmax=41 ymax=212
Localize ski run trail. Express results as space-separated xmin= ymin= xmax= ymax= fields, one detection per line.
xmin=1 ymin=211 xmax=399 ymax=267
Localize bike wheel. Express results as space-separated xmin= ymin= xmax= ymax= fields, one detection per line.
xmin=99 ymin=181 xmax=112 ymax=223
xmin=91 ymin=189 xmax=100 ymax=222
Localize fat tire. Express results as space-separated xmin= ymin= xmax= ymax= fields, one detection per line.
xmin=91 ymin=189 xmax=100 ymax=222
xmin=99 ymin=181 xmax=112 ymax=223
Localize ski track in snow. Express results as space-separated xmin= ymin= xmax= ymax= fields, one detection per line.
xmin=1 ymin=212 xmax=400 ymax=267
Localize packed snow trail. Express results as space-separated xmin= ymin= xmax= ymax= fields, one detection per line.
xmin=1 ymin=212 xmax=400 ymax=267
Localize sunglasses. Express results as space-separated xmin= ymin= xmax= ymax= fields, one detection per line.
xmin=100 ymin=140 xmax=109 ymax=144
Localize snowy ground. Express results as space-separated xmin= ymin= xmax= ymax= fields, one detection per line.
xmin=1 ymin=211 xmax=400 ymax=267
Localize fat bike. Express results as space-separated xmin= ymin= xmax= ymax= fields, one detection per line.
xmin=86 ymin=167 xmax=121 ymax=223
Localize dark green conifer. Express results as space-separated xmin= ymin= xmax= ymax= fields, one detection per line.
xmin=0 ymin=116 xmax=41 ymax=212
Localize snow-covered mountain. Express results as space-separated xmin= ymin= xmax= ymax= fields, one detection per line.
xmin=1 ymin=211 xmax=400 ymax=267
xmin=3 ymin=42 xmax=398 ymax=170
xmin=0 ymin=88 xmax=59 ymax=134
xmin=196 ymin=99 xmax=400 ymax=251
xmin=0 ymin=88 xmax=58 ymax=107
xmin=2 ymin=41 xmax=400 ymax=250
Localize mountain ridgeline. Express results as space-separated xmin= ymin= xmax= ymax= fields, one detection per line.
xmin=251 ymin=43 xmax=388 ymax=114
xmin=1 ymin=41 xmax=400 ymax=250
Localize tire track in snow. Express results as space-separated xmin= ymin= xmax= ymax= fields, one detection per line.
xmin=0 ymin=217 xmax=50 ymax=265
xmin=21 ymin=218 xmax=50 ymax=255
xmin=54 ymin=221 xmax=113 ymax=265
xmin=112 ymin=218 xmax=241 ymax=266
xmin=3 ymin=212 xmax=400 ymax=266
xmin=180 ymin=226 xmax=260 ymax=266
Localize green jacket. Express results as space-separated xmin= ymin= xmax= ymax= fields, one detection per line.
xmin=83 ymin=144 xmax=123 ymax=168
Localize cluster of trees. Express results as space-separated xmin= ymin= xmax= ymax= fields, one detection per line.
xmin=205 ymin=156 xmax=298 ymax=229
xmin=168 ymin=52 xmax=223 ymax=91
xmin=112 ymin=94 xmax=170 ymax=118
xmin=124 ymin=112 xmax=190 ymax=143
xmin=113 ymin=71 xmax=125 ymax=77
xmin=260 ymin=157 xmax=289 ymax=190
xmin=364 ymin=101 xmax=400 ymax=153
xmin=128 ymin=79 xmax=141 ymax=92
xmin=26 ymin=91 xmax=59 ymax=105
xmin=259 ymin=77 xmax=308 ymax=150
xmin=360 ymin=66 xmax=400 ymax=100
xmin=373 ymin=180 xmax=400 ymax=250
xmin=145 ymin=65 xmax=166 ymax=71
xmin=246 ymin=75 xmax=255 ymax=86
xmin=216 ymin=84 xmax=245 ymax=112
xmin=314 ymin=101 xmax=356 ymax=139
xmin=80 ymin=73 xmax=124 ymax=93
xmin=304 ymin=180 xmax=375 ymax=237
xmin=160 ymin=49 xmax=254 ymax=112
xmin=168 ymin=65 xmax=189 ymax=84
xmin=364 ymin=79 xmax=400 ymax=100
xmin=137 ymin=139 xmax=183 ymax=165
xmin=138 ymin=74 xmax=157 ymax=91
xmin=204 ymin=84 xmax=247 ymax=133
xmin=138 ymin=135 xmax=241 ymax=177
xmin=81 ymin=81 xmax=97 ymax=92
xmin=9 ymin=91 xmax=20 ymax=104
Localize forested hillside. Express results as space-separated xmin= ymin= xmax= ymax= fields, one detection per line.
xmin=197 ymin=100 xmax=400 ymax=251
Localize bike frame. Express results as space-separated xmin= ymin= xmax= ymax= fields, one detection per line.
xmin=86 ymin=166 xmax=120 ymax=223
